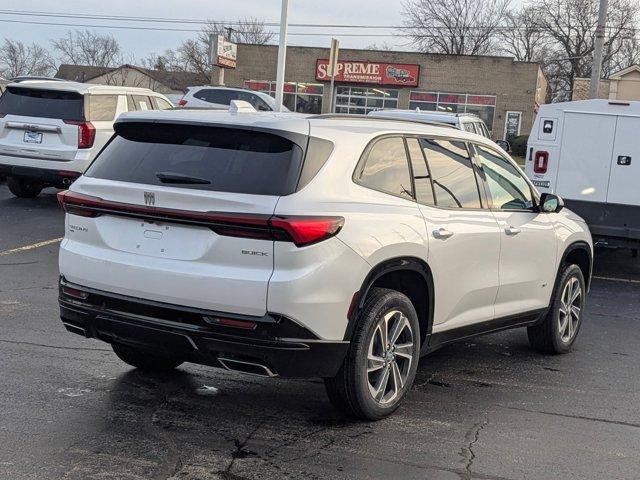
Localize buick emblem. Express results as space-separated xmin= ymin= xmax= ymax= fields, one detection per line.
xmin=143 ymin=192 xmax=155 ymax=206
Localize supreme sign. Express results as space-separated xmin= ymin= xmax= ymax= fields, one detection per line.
xmin=316 ymin=59 xmax=420 ymax=87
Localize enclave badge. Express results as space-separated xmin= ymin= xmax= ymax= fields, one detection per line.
xmin=144 ymin=192 xmax=155 ymax=206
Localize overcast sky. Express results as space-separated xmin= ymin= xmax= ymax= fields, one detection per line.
xmin=2 ymin=0 xmax=413 ymax=61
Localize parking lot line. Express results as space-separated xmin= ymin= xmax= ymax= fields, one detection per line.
xmin=592 ymin=275 xmax=640 ymax=285
xmin=0 ymin=238 xmax=63 ymax=256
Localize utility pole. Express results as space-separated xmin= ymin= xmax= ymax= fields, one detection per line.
xmin=274 ymin=0 xmax=290 ymax=112
xmin=589 ymin=0 xmax=608 ymax=99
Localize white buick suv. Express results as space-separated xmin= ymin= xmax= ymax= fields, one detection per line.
xmin=57 ymin=106 xmax=592 ymax=420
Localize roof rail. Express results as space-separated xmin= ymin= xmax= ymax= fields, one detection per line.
xmin=311 ymin=113 xmax=459 ymax=130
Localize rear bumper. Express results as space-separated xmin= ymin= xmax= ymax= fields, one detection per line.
xmin=58 ymin=279 xmax=349 ymax=378
xmin=0 ymin=164 xmax=81 ymax=186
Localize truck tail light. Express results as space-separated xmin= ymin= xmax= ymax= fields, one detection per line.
xmin=64 ymin=120 xmax=96 ymax=149
xmin=534 ymin=151 xmax=549 ymax=174
xmin=57 ymin=190 xmax=344 ymax=247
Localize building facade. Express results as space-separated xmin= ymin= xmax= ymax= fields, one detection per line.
xmin=224 ymin=44 xmax=548 ymax=140
xmin=573 ymin=65 xmax=640 ymax=102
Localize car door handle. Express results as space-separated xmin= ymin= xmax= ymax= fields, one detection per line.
xmin=433 ymin=228 xmax=454 ymax=239
xmin=505 ymin=226 xmax=521 ymax=236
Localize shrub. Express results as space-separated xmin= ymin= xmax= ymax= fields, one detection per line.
xmin=511 ymin=134 xmax=529 ymax=157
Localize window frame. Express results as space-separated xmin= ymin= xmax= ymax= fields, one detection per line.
xmin=469 ymin=142 xmax=539 ymax=212
xmin=352 ymin=134 xmax=416 ymax=202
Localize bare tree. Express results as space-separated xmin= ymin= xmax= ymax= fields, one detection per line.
xmin=0 ymin=39 xmax=55 ymax=78
xmin=202 ymin=18 xmax=275 ymax=45
xmin=52 ymin=29 xmax=121 ymax=67
xmin=531 ymin=0 xmax=639 ymax=100
xmin=401 ymin=0 xmax=512 ymax=55
xmin=498 ymin=6 xmax=549 ymax=62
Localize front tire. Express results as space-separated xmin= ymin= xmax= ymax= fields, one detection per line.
xmin=325 ymin=288 xmax=420 ymax=420
xmin=112 ymin=343 xmax=183 ymax=372
xmin=528 ymin=264 xmax=586 ymax=354
xmin=7 ymin=177 xmax=43 ymax=198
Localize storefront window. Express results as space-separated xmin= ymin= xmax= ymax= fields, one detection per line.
xmin=244 ymin=80 xmax=324 ymax=114
xmin=335 ymin=86 xmax=398 ymax=114
xmin=409 ymin=91 xmax=497 ymax=132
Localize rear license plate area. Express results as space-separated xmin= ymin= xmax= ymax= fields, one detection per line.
xmin=23 ymin=131 xmax=43 ymax=144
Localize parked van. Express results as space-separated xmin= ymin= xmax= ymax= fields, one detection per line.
xmin=0 ymin=81 xmax=173 ymax=198
xmin=525 ymin=99 xmax=640 ymax=251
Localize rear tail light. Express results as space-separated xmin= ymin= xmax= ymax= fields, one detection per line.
xmin=533 ymin=151 xmax=549 ymax=174
xmin=178 ymin=98 xmax=188 ymax=107
xmin=64 ymin=120 xmax=96 ymax=149
xmin=56 ymin=190 xmax=344 ymax=247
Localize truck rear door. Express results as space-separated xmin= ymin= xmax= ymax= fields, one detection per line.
xmin=556 ymin=112 xmax=617 ymax=203
xmin=606 ymin=115 xmax=640 ymax=206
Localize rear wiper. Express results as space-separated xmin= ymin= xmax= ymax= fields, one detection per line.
xmin=155 ymin=172 xmax=211 ymax=185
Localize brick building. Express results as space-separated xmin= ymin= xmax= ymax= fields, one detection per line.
xmin=223 ymin=44 xmax=549 ymax=140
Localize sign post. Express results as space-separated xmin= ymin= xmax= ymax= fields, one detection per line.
xmin=274 ymin=0 xmax=290 ymax=112
xmin=209 ymin=34 xmax=237 ymax=86
xmin=327 ymin=38 xmax=339 ymax=113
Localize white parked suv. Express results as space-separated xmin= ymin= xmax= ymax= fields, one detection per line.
xmin=178 ymin=86 xmax=288 ymax=111
xmin=0 ymin=81 xmax=173 ymax=198
xmin=369 ymin=109 xmax=492 ymax=139
xmin=57 ymin=107 xmax=592 ymax=420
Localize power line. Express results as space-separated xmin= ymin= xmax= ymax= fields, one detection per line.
xmin=0 ymin=9 xmax=637 ymax=33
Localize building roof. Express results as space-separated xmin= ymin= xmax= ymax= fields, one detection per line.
xmin=609 ymin=64 xmax=640 ymax=80
xmin=55 ymin=64 xmax=209 ymax=92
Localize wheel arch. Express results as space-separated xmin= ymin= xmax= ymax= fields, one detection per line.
xmin=559 ymin=241 xmax=593 ymax=291
xmin=344 ymin=256 xmax=434 ymax=350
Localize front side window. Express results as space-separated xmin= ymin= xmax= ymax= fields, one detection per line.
xmin=420 ymin=138 xmax=481 ymax=209
xmin=356 ymin=137 xmax=413 ymax=200
xmin=475 ymin=145 xmax=533 ymax=210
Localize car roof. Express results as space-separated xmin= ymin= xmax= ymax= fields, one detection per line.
xmin=6 ymin=80 xmax=162 ymax=95
xmin=370 ymin=109 xmax=482 ymax=123
xmin=115 ymin=109 xmax=494 ymax=145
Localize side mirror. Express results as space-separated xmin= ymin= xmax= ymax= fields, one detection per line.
xmin=495 ymin=139 xmax=510 ymax=152
xmin=539 ymin=193 xmax=564 ymax=213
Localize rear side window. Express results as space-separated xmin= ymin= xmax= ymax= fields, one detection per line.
xmin=193 ymin=89 xmax=234 ymax=105
xmin=86 ymin=122 xmax=303 ymax=196
xmin=420 ymin=138 xmax=481 ymax=208
xmin=406 ymin=137 xmax=435 ymax=205
xmin=88 ymin=95 xmax=118 ymax=121
xmin=132 ymin=95 xmax=152 ymax=110
xmin=0 ymin=87 xmax=84 ymax=120
xmin=355 ymin=137 xmax=413 ymax=200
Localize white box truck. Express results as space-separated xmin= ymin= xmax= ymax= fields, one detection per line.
xmin=525 ymin=99 xmax=640 ymax=252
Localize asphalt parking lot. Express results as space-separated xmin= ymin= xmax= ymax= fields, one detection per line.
xmin=1 ymin=184 xmax=639 ymax=480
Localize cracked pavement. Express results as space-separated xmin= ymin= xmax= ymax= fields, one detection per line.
xmin=1 ymin=184 xmax=639 ymax=479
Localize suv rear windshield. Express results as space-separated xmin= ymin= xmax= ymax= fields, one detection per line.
xmin=0 ymin=87 xmax=84 ymax=120
xmin=86 ymin=122 xmax=304 ymax=195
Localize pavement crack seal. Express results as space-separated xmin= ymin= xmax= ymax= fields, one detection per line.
xmin=0 ymin=237 xmax=63 ymax=256
xmin=224 ymin=419 xmax=265 ymax=476
xmin=460 ymin=420 xmax=487 ymax=480
xmin=0 ymin=338 xmax=111 ymax=352
xmin=499 ymin=405 xmax=640 ymax=429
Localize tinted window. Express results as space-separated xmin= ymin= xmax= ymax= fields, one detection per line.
xmin=236 ymin=91 xmax=271 ymax=111
xmin=0 ymin=87 xmax=83 ymax=120
xmin=462 ymin=122 xmax=476 ymax=133
xmin=194 ymin=89 xmax=234 ymax=105
xmin=475 ymin=145 xmax=533 ymax=210
xmin=421 ymin=139 xmax=481 ymax=208
xmin=406 ymin=137 xmax=435 ymax=205
xmin=356 ymin=137 xmax=413 ymax=200
xmin=86 ymin=122 xmax=303 ymax=196
xmin=88 ymin=95 xmax=118 ymax=121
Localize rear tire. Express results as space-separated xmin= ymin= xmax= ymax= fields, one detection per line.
xmin=325 ymin=288 xmax=420 ymax=420
xmin=112 ymin=343 xmax=183 ymax=372
xmin=528 ymin=264 xmax=585 ymax=354
xmin=7 ymin=177 xmax=43 ymax=198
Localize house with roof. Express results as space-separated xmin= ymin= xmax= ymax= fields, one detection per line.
xmin=54 ymin=64 xmax=210 ymax=95
xmin=573 ymin=65 xmax=640 ymax=101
